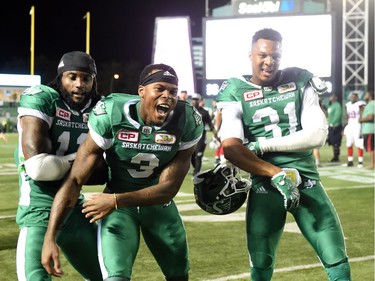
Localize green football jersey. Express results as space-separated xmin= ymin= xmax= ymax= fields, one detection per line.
xmin=327 ymin=101 xmax=343 ymax=127
xmin=217 ymin=67 xmax=320 ymax=182
xmin=17 ymin=85 xmax=94 ymax=206
xmin=89 ymin=93 xmax=203 ymax=192
xmin=361 ymin=100 xmax=375 ymax=134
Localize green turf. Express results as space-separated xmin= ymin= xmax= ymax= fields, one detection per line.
xmin=0 ymin=132 xmax=373 ymax=280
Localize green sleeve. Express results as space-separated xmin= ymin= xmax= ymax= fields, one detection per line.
xmin=88 ymin=97 xmax=114 ymax=139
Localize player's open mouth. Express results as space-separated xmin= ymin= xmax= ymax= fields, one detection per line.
xmin=262 ymin=68 xmax=273 ymax=74
xmin=261 ymin=69 xmax=274 ymax=78
xmin=156 ymin=104 xmax=170 ymax=116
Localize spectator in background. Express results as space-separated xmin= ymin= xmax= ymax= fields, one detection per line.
xmin=343 ymin=92 xmax=366 ymax=167
xmin=0 ymin=119 xmax=7 ymax=144
xmin=178 ymin=90 xmax=188 ymax=101
xmin=191 ymin=93 xmax=217 ymax=175
xmin=327 ymin=94 xmax=343 ymax=163
xmin=359 ymin=90 xmax=374 ymax=169
xmin=209 ymin=99 xmax=218 ymax=121
xmin=207 ymin=99 xmax=224 ymax=164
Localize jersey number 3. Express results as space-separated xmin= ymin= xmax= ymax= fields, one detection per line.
xmin=128 ymin=153 xmax=159 ymax=178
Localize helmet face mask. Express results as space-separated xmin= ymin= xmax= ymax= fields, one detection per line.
xmin=193 ymin=162 xmax=251 ymax=215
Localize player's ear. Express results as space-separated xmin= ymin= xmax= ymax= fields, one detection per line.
xmin=138 ymin=85 xmax=144 ymax=98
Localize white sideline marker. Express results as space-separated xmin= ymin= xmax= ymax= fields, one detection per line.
xmin=203 ymin=256 xmax=375 ymax=281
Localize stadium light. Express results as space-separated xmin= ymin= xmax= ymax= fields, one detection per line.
xmin=29 ymin=6 xmax=35 ymax=75
xmin=110 ymin=74 xmax=120 ymax=93
xmin=152 ymin=17 xmax=195 ymax=96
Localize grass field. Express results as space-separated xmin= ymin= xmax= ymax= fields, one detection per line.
xmin=0 ymin=132 xmax=374 ymax=280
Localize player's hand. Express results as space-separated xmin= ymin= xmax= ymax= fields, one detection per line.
xmin=271 ymin=171 xmax=300 ymax=212
xmin=247 ymin=141 xmax=262 ymax=156
xmin=41 ymin=238 xmax=64 ymax=277
xmin=82 ymin=193 xmax=116 ymax=223
xmin=63 ymin=152 xmax=77 ymax=165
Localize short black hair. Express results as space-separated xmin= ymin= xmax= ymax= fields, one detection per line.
xmin=138 ymin=63 xmax=178 ymax=86
xmin=252 ymin=28 xmax=283 ymax=45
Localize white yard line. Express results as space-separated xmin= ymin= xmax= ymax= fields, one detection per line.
xmin=0 ymin=215 xmax=16 ymax=219
xmin=203 ymin=256 xmax=375 ymax=281
xmin=1 ymin=184 xmax=373 ymax=221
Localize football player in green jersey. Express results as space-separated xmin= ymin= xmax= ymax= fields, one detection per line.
xmin=16 ymin=51 xmax=106 ymax=281
xmin=359 ymin=90 xmax=375 ymax=169
xmin=42 ymin=63 xmax=203 ymax=281
xmin=327 ymin=94 xmax=344 ymax=162
xmin=216 ymin=28 xmax=351 ymax=280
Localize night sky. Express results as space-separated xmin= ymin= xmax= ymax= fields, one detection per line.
xmin=2 ymin=0 xmax=230 ymax=73
xmin=2 ymin=0 xmax=373 ymax=93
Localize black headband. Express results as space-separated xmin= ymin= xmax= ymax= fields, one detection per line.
xmin=57 ymin=51 xmax=97 ymax=76
xmin=140 ymin=70 xmax=178 ymax=86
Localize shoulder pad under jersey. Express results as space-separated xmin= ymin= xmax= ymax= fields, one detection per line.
xmin=309 ymin=76 xmax=327 ymax=95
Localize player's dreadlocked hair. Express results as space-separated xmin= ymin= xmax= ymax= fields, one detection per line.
xmin=252 ymin=28 xmax=283 ymax=45
xmin=138 ymin=63 xmax=178 ymax=86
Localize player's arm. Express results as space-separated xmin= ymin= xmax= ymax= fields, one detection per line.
xmin=222 ymin=138 xmax=281 ymax=176
xmin=344 ymin=104 xmax=349 ymax=125
xmin=359 ymin=110 xmax=374 ymax=123
xmin=41 ymin=133 xmax=103 ymax=277
xmin=219 ymin=103 xmax=300 ymax=211
xmin=20 ymin=116 xmax=77 ymax=181
xmin=215 ymin=110 xmax=222 ymax=132
xmin=82 ymin=145 xmax=196 ymax=223
xmin=214 ymin=110 xmax=223 ymax=141
xmin=204 ymin=110 xmax=218 ymax=139
xmin=219 ymin=103 xmax=280 ymax=176
xmin=252 ymin=85 xmax=328 ymax=153
xmin=209 ymin=121 xmax=218 ymax=140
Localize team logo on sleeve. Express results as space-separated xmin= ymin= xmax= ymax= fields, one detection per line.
xmin=243 ymin=90 xmax=263 ymax=101
xmin=116 ymin=130 xmax=139 ymax=142
xmin=277 ymin=82 xmax=296 ymax=94
xmin=23 ymin=86 xmax=43 ymax=96
xmin=310 ymin=76 xmax=328 ymax=94
xmin=218 ymin=81 xmax=229 ymax=91
xmin=155 ymin=133 xmax=176 ymax=145
xmin=92 ymin=100 xmax=107 ymax=115
xmin=56 ymin=108 xmax=71 ymax=121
